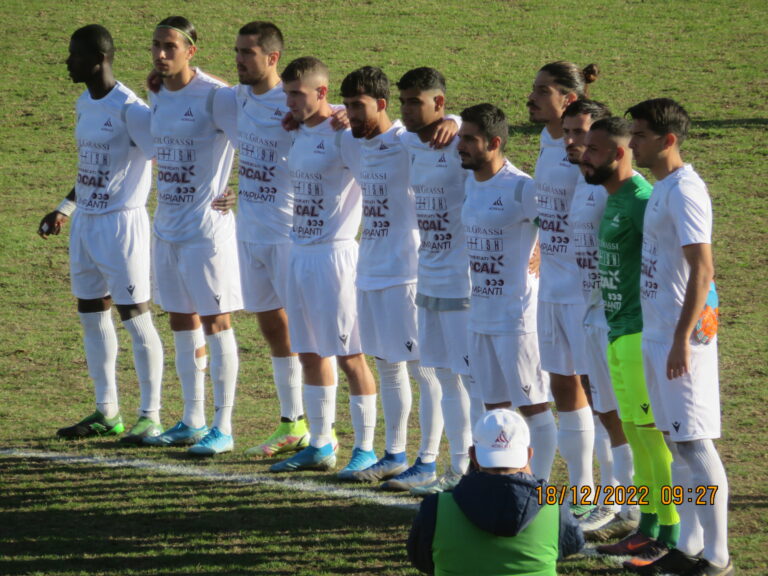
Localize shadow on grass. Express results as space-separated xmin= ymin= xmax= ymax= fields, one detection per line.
xmin=0 ymin=457 xmax=417 ymax=576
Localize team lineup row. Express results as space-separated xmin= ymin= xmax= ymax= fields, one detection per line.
xmin=39 ymin=15 xmax=732 ymax=576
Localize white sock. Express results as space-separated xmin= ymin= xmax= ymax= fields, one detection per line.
xmin=462 ymin=374 xmax=486 ymax=426
xmin=304 ymin=384 xmax=336 ymax=448
xmin=667 ymin=440 xmax=704 ymax=555
xmin=79 ymin=310 xmax=119 ymax=419
xmin=272 ymin=356 xmax=303 ymax=421
xmin=206 ymin=329 xmax=238 ymax=435
xmin=375 ymin=359 xmax=411 ymax=454
xmin=174 ymin=328 xmax=206 ymax=429
xmin=677 ymin=439 xmax=730 ymax=567
xmin=437 ymin=368 xmax=471 ymax=473
xmin=123 ymin=312 xmax=163 ymax=422
xmin=593 ymin=416 xmax=616 ymax=509
xmin=349 ymin=394 xmax=377 ymax=451
xmin=612 ymin=442 xmax=635 ymax=515
xmin=558 ymin=406 xmax=595 ymax=498
xmin=524 ymin=409 xmax=557 ymax=481
xmin=408 ymin=361 xmax=442 ymax=464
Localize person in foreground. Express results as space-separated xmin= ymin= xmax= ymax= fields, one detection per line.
xmin=407 ymin=409 xmax=584 ymax=575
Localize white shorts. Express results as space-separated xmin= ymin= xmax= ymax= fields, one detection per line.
xmin=642 ymin=337 xmax=721 ymax=441
xmin=358 ymin=284 xmax=420 ymax=363
xmin=418 ymin=307 xmax=470 ymax=375
xmin=469 ymin=331 xmax=550 ymax=407
xmin=69 ymin=208 xmax=151 ymax=305
xmin=239 ymin=240 xmax=290 ymax=312
xmin=583 ymin=322 xmax=618 ymax=414
xmin=287 ymin=241 xmax=362 ymax=357
xmin=538 ymin=301 xmax=590 ymax=375
xmin=152 ymin=231 xmax=243 ymax=316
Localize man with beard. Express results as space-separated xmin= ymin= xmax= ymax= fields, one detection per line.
xmin=580 ymin=117 xmax=682 ymax=571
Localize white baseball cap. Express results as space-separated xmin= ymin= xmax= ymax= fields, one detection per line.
xmin=473 ymin=409 xmax=530 ymax=469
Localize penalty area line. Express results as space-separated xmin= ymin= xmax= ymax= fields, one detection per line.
xmin=0 ymin=448 xmax=419 ymax=510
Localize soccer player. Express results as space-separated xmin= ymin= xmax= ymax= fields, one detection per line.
xmin=141 ymin=16 xmax=242 ymax=456
xmin=526 ymin=61 xmax=596 ymax=509
xmin=579 ymin=117 xmax=681 ymax=569
xmin=563 ymin=99 xmax=638 ymax=539
xmin=228 ymin=22 xmax=309 ymax=458
xmin=39 ymin=24 xmax=164 ymax=443
xmin=333 ymin=66 xmax=445 ymax=487
xmin=459 ymin=103 xmax=556 ymax=481
xmin=396 ymin=67 xmax=476 ymax=495
xmin=628 ymin=99 xmax=732 ymax=576
xmin=268 ymin=57 xmax=378 ymax=474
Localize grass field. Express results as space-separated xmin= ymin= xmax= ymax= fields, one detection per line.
xmin=0 ymin=0 xmax=766 ymax=574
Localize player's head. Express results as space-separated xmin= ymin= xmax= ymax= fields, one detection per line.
xmin=236 ymin=21 xmax=283 ymax=86
xmin=397 ymin=67 xmax=446 ymax=134
xmin=581 ymin=116 xmax=632 ymax=186
xmin=281 ymin=56 xmax=329 ymax=123
xmin=562 ymin=99 xmax=612 ymax=165
xmin=341 ymin=66 xmax=390 ymax=139
xmin=67 ymin=24 xmax=115 ymax=84
xmin=528 ymin=61 xmax=599 ymax=124
xmin=625 ymin=98 xmax=690 ymax=168
xmin=457 ymin=103 xmax=508 ymax=172
xmin=152 ymin=16 xmax=197 ymax=78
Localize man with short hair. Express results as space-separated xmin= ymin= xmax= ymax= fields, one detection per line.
xmin=141 ymin=16 xmax=242 ymax=456
xmin=269 ymin=57 xmax=378 ymax=474
xmin=626 ymin=99 xmax=732 ymax=576
xmin=458 ymin=103 xmax=556 ymax=480
xmin=407 ymin=408 xmax=584 ymax=575
xmin=230 ymin=22 xmax=309 ymax=458
xmin=39 ymin=24 xmax=164 ymax=444
xmin=563 ymin=99 xmax=638 ymax=539
xmin=579 ymin=116 xmax=681 ymax=570
xmin=526 ymin=62 xmax=597 ymax=505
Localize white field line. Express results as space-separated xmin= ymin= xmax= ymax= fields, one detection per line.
xmin=0 ymin=448 xmax=419 ymax=510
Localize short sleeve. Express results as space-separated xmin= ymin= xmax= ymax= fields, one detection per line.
xmin=670 ymin=180 xmax=712 ymax=247
xmin=212 ymin=86 xmax=238 ymax=144
xmin=124 ymin=102 xmax=154 ymax=160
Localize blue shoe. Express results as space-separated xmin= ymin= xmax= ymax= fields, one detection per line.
xmin=337 ymin=447 xmax=378 ymax=481
xmin=269 ymin=443 xmax=337 ymax=472
xmin=380 ymin=457 xmax=436 ymax=491
xmin=143 ymin=421 xmax=208 ymax=446
xmin=352 ymin=451 xmax=408 ymax=482
xmin=188 ymin=427 xmax=233 ymax=456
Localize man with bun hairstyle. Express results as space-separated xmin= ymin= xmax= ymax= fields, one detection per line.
xmin=39 ymin=24 xmax=164 ymax=443
xmin=141 ymin=16 xmax=242 ymax=456
xmin=626 ymin=98 xmax=732 ymax=576
xmin=526 ymin=61 xmax=598 ymax=513
xmin=407 ymin=408 xmax=584 ymax=575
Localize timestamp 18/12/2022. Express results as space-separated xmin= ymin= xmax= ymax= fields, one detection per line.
xmin=535 ymin=484 xmax=719 ymax=507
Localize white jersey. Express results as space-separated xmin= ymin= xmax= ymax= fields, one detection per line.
xmin=534 ymin=127 xmax=582 ymax=303
xmin=235 ymin=83 xmax=293 ymax=244
xmin=73 ymin=82 xmax=153 ymax=214
xmin=401 ymin=131 xmax=471 ymax=299
xmin=344 ymin=121 xmax=418 ymax=290
xmin=571 ymin=174 xmax=609 ymax=325
xmin=288 ymin=119 xmax=361 ymax=245
xmin=641 ymin=164 xmax=712 ymax=343
xmin=462 ymin=160 xmax=539 ymax=335
xmin=150 ymin=69 xmax=237 ymax=243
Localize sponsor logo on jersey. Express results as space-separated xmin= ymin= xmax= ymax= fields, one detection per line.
xmin=492 ymin=197 xmax=503 ymax=207
xmin=379 ymin=142 xmax=389 ymax=151
xmin=437 ymin=153 xmax=447 ymax=166
xmin=102 ymin=118 xmax=113 ymax=132
xmin=273 ymin=107 xmax=283 ymax=118
xmin=611 ymin=213 xmax=621 ymax=227
xmin=587 ymin=191 xmax=595 ymax=202
xmin=184 ymin=107 xmax=194 ymax=119
xmin=316 ymin=141 xmax=325 ymax=151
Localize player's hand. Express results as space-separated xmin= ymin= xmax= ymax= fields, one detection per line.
xmin=330 ymin=107 xmax=350 ymax=131
xmin=147 ymin=70 xmax=162 ymax=94
xmin=212 ymin=188 xmax=236 ymax=214
xmin=666 ymin=338 xmax=691 ymax=380
xmin=38 ymin=211 xmax=68 ymax=239
xmin=528 ymin=242 xmax=541 ymax=278
xmin=430 ymin=117 xmax=458 ymax=149
xmin=281 ymin=111 xmax=299 ymax=132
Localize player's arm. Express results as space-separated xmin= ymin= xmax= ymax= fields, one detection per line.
xmin=38 ymin=188 xmax=76 ymax=238
xmin=430 ymin=114 xmax=460 ymax=149
xmin=666 ymin=242 xmax=714 ymax=380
